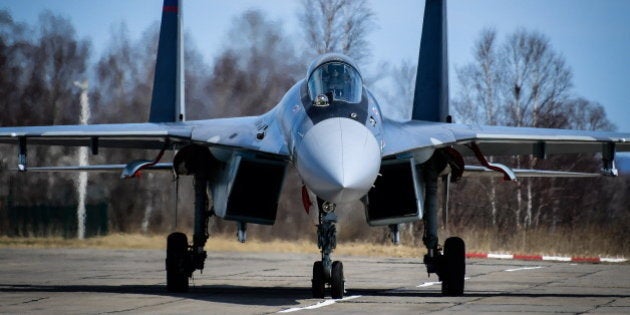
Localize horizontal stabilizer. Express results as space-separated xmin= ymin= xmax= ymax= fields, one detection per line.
xmin=464 ymin=165 xmax=601 ymax=178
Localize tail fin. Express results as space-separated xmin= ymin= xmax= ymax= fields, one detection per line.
xmin=149 ymin=0 xmax=185 ymax=123
xmin=411 ymin=0 xmax=449 ymax=122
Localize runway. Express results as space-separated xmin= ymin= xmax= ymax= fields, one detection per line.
xmin=0 ymin=248 xmax=628 ymax=314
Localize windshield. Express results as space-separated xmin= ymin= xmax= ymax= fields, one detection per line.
xmin=308 ymin=62 xmax=363 ymax=103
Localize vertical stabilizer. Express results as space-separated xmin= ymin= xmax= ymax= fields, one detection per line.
xmin=149 ymin=0 xmax=185 ymax=123
xmin=411 ymin=0 xmax=448 ymax=122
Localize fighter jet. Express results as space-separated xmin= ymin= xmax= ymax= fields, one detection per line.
xmin=1 ymin=0 xmax=628 ymax=299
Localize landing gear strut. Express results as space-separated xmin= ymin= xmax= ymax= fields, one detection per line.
xmin=312 ymin=200 xmax=345 ymax=299
xmin=421 ymin=158 xmax=466 ymax=296
xmin=165 ymin=174 xmax=212 ymax=292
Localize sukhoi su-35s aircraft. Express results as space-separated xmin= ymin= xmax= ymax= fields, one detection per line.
xmin=1 ymin=0 xmax=629 ymax=298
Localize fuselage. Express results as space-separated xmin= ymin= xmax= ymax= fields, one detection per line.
xmin=274 ymin=53 xmax=384 ymax=204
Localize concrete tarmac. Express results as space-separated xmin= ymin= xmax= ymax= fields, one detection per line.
xmin=0 ymin=248 xmax=628 ymax=314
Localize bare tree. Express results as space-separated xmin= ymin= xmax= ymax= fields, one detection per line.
xmin=298 ymin=0 xmax=376 ymax=63
xmin=501 ymin=29 xmax=574 ymax=228
xmin=203 ymin=9 xmax=310 ymax=239
xmin=452 ymin=28 xmax=615 ymax=231
xmin=90 ymin=21 xmax=213 ymax=233
xmin=92 ymin=22 xmax=155 ymax=124
xmin=455 ymin=29 xmax=573 ymax=129
xmin=0 ymin=10 xmax=93 ymax=236
xmin=0 ymin=10 xmax=21 ymax=126
xmin=88 ymin=22 xmax=155 ymax=232
xmin=452 ymin=29 xmax=503 ymax=226
xmin=370 ymin=60 xmax=416 ymax=120
xmin=453 ymin=29 xmax=503 ymax=126
xmin=556 ymin=98 xmax=615 ymax=131
xmin=208 ymin=10 xmax=302 ymax=117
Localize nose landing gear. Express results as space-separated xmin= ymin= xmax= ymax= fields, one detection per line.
xmin=311 ymin=201 xmax=345 ymax=299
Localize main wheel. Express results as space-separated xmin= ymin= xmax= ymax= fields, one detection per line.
xmin=312 ymin=261 xmax=325 ymax=298
xmin=441 ymin=237 xmax=465 ymax=296
xmin=166 ymin=232 xmax=189 ymax=292
xmin=330 ymin=261 xmax=345 ymax=299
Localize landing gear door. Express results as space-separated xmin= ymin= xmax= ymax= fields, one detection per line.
xmin=211 ymin=154 xmax=242 ymax=218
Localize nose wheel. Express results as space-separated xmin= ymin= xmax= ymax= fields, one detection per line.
xmin=312 ymin=260 xmax=345 ymax=299
xmin=330 ymin=261 xmax=345 ymax=299
xmin=311 ymin=261 xmax=325 ymax=298
xmin=311 ymin=201 xmax=345 ymax=299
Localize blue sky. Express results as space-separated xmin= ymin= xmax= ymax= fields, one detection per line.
xmin=1 ymin=0 xmax=628 ymax=131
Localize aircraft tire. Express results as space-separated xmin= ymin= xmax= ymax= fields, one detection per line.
xmin=312 ymin=261 xmax=325 ymax=298
xmin=330 ymin=261 xmax=345 ymax=299
xmin=166 ymin=232 xmax=189 ymax=292
xmin=441 ymin=237 xmax=465 ymax=296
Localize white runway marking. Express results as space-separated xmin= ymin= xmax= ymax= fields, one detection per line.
xmin=417 ymin=277 xmax=471 ymax=287
xmin=504 ymin=266 xmax=544 ymax=272
xmin=278 ymin=295 xmax=362 ymax=313
xmin=417 ymin=281 xmax=441 ymax=287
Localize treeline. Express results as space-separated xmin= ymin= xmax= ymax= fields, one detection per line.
xmin=0 ymin=2 xmax=627 ymax=255
xmin=446 ymin=29 xmax=629 ymax=254
xmin=0 ymin=1 xmax=379 ymax=239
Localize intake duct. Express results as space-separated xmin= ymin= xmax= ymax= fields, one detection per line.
xmin=364 ymin=158 xmax=425 ymax=226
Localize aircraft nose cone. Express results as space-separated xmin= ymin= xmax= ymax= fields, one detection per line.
xmin=295 ymin=118 xmax=381 ymax=203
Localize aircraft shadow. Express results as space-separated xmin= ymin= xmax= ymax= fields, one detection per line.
xmin=0 ymin=284 xmax=310 ymax=307
xmin=351 ymin=288 xmax=630 ymax=299
xmin=1 ymin=284 xmax=628 ymax=306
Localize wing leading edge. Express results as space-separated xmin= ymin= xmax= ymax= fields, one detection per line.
xmin=383 ymin=120 xmax=630 ymax=157
xmin=0 ymin=116 xmax=290 ymax=170
xmin=382 ymin=119 xmax=630 ymax=167
xmin=0 ymin=123 xmax=191 ymax=150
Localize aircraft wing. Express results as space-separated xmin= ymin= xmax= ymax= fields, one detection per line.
xmin=0 ymin=123 xmax=191 ymax=150
xmin=0 ymin=116 xmax=289 ymax=159
xmin=382 ymin=119 xmax=630 ymax=158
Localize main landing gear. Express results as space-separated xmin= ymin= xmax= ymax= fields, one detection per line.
xmin=422 ymin=158 xmax=466 ymax=296
xmin=165 ymin=174 xmax=212 ymax=292
xmin=312 ymin=201 xmax=345 ymax=299
xmin=440 ymin=237 xmax=465 ymax=295
xmin=166 ymin=232 xmax=189 ymax=292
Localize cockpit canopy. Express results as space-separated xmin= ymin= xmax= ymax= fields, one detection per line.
xmin=308 ymin=61 xmax=363 ymax=104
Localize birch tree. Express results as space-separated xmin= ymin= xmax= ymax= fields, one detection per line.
xmin=299 ymin=0 xmax=376 ymax=63
xmin=452 ymin=29 xmax=503 ymax=226
xmin=453 ymin=28 xmax=602 ymax=230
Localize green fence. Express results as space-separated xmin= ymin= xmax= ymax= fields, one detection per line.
xmin=4 ymin=203 xmax=108 ymax=238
